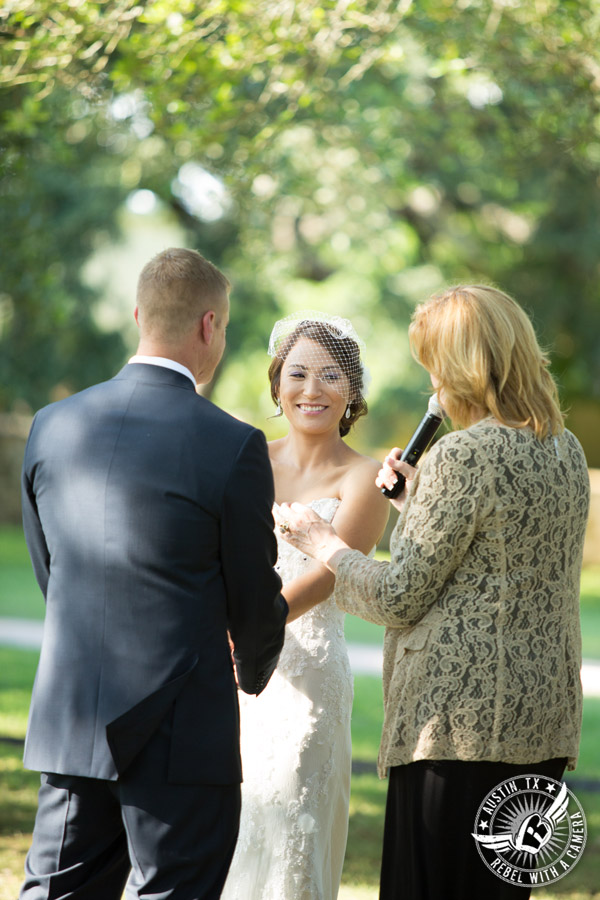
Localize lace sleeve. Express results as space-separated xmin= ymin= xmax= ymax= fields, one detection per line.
xmin=335 ymin=431 xmax=495 ymax=627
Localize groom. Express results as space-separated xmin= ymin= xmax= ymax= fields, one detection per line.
xmin=20 ymin=248 xmax=288 ymax=899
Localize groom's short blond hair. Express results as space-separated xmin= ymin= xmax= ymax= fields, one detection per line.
xmin=136 ymin=248 xmax=230 ymax=343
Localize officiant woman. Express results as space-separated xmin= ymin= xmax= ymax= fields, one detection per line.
xmin=275 ymin=284 xmax=590 ymax=900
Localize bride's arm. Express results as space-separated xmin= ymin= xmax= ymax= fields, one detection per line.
xmin=282 ymin=459 xmax=389 ymax=623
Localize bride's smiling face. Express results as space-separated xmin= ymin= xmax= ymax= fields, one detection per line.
xmin=279 ymin=337 xmax=350 ymax=433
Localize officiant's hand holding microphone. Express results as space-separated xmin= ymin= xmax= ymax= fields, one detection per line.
xmin=375 ymin=451 xmax=418 ymax=513
xmin=377 ymin=392 xmax=445 ymax=512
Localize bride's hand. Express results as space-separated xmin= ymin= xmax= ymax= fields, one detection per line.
xmin=273 ymin=502 xmax=347 ymax=567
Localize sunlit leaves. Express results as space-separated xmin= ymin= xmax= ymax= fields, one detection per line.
xmin=1 ymin=0 xmax=600 ymax=450
xmin=0 ymin=1 xmax=143 ymax=99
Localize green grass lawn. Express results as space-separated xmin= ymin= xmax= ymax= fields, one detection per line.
xmin=0 ymin=526 xmax=44 ymax=621
xmin=1 ymin=649 xmax=599 ymax=899
xmin=581 ymin=566 xmax=600 ymax=660
xmin=2 ymin=529 xmax=600 ymax=897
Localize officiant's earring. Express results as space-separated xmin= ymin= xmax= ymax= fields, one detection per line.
xmin=345 ymin=404 xmax=352 ymax=419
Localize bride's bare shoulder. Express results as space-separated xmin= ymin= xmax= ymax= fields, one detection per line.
xmin=339 ymin=449 xmax=382 ymax=493
xmin=338 ymin=451 xmax=389 ymax=538
xmin=267 ymin=438 xmax=286 ymax=461
xmin=344 ymin=447 xmax=380 ymax=475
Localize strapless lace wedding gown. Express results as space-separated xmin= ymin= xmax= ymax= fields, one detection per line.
xmin=221 ymin=498 xmax=353 ymax=900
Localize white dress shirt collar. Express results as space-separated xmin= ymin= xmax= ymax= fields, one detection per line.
xmin=128 ymin=355 xmax=196 ymax=387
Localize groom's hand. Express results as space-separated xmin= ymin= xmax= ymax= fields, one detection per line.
xmin=227 ymin=631 xmax=239 ymax=687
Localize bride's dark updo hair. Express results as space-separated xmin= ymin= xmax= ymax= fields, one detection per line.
xmin=268 ymin=320 xmax=368 ymax=437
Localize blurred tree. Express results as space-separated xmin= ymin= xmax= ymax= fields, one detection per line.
xmin=0 ymin=84 xmax=129 ymax=411
xmin=0 ymin=1 xmax=146 ymax=411
xmin=1 ymin=0 xmax=599 ymax=457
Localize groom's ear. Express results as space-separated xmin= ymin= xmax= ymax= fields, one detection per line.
xmin=134 ymin=306 xmax=140 ymax=326
xmin=199 ymin=310 xmax=217 ymax=345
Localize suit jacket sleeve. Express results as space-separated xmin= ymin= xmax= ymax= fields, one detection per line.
xmin=221 ymin=427 xmax=287 ymax=694
xmin=21 ymin=414 xmax=50 ymax=600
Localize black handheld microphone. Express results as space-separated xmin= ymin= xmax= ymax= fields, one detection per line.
xmin=381 ymin=394 xmax=445 ymax=499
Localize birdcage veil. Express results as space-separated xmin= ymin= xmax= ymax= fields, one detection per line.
xmin=267 ymin=310 xmax=367 ymax=400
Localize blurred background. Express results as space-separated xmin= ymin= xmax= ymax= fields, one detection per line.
xmin=1 ymin=3 xmax=600 ymax=896
xmin=1 ymin=0 xmax=600 ymax=501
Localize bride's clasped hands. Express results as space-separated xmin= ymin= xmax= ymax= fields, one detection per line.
xmin=272 ymin=501 xmax=345 ymax=566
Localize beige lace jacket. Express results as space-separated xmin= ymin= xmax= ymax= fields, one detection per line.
xmin=335 ymin=421 xmax=590 ymax=775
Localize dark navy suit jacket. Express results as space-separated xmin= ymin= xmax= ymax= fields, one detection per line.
xmin=21 ymin=363 xmax=287 ymax=783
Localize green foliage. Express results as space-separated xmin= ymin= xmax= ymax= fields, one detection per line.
xmin=1 ymin=0 xmax=600 ymax=457
xmin=0 ymin=84 xmax=128 ymax=411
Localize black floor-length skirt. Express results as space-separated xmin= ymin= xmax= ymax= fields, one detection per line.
xmin=379 ymin=757 xmax=567 ymax=900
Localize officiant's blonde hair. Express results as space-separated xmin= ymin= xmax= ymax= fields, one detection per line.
xmin=137 ymin=248 xmax=230 ymax=342
xmin=409 ymin=284 xmax=564 ymax=438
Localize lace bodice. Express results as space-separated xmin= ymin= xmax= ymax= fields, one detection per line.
xmin=335 ymin=423 xmax=590 ymax=774
xmin=274 ymin=498 xmax=346 ymax=679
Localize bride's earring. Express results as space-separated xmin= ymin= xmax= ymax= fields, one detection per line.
xmin=345 ymin=404 xmax=352 ymax=419
xmin=269 ymin=399 xmax=283 ymax=419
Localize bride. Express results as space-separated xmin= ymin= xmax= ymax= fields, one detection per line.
xmin=221 ymin=311 xmax=389 ymax=900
